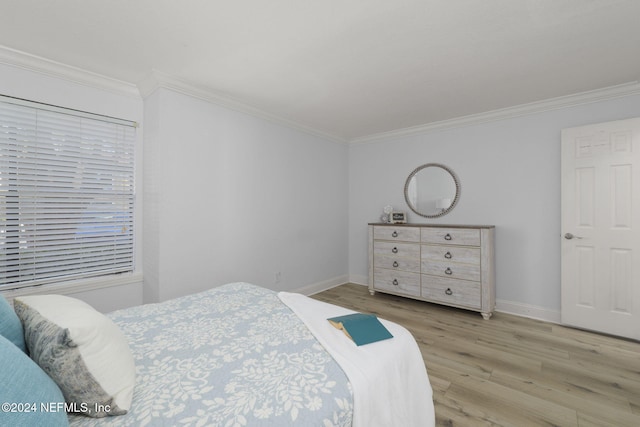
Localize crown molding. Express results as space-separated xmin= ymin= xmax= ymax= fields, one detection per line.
xmin=0 ymin=45 xmax=140 ymax=98
xmin=137 ymin=70 xmax=347 ymax=144
xmin=4 ymin=43 xmax=637 ymax=144
xmin=350 ymin=81 xmax=640 ymax=144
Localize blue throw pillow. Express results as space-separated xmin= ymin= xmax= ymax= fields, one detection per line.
xmin=0 ymin=334 xmax=69 ymax=426
xmin=0 ymin=295 xmax=26 ymax=352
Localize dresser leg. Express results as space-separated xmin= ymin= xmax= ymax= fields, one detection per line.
xmin=481 ymin=312 xmax=492 ymax=320
xmin=369 ymin=289 xmax=376 ymax=296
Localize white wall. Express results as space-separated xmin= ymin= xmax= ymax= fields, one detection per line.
xmin=0 ymin=62 xmax=144 ymax=312
xmin=348 ymin=94 xmax=640 ymax=321
xmin=144 ymin=88 xmax=349 ymax=302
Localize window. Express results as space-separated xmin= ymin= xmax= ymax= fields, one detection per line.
xmin=0 ymin=96 xmax=136 ymax=291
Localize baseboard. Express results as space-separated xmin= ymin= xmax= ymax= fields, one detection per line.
xmin=347 ymin=274 xmax=368 ymax=287
xmin=496 ymin=299 xmax=561 ymax=324
xmin=295 ymin=275 xmax=562 ymax=324
xmin=293 ymin=275 xmax=349 ymax=296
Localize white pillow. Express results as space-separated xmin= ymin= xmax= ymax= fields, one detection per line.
xmin=14 ymin=294 xmax=135 ymax=418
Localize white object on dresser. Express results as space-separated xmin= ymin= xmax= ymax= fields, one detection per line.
xmin=368 ymin=223 xmax=495 ymax=319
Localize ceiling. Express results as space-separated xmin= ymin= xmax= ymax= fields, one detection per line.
xmin=1 ymin=0 xmax=639 ymax=141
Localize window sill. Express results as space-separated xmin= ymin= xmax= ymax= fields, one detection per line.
xmin=0 ymin=272 xmax=143 ymax=300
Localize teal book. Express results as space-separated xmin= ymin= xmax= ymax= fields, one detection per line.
xmin=327 ymin=313 xmax=393 ymax=346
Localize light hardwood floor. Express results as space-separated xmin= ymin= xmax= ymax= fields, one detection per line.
xmin=312 ymin=283 xmax=640 ymax=427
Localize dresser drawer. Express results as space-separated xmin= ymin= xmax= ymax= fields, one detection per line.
xmin=374 ymin=254 xmax=421 ymax=273
xmin=373 ymin=268 xmax=421 ymax=297
xmin=421 ymin=260 xmax=480 ymax=281
xmin=421 ymin=227 xmax=480 ymax=246
xmin=373 ymin=226 xmax=420 ymax=242
xmin=421 ymin=276 xmax=481 ymax=309
xmin=422 ymin=245 xmax=480 ymax=264
xmin=373 ymin=241 xmax=420 ymax=259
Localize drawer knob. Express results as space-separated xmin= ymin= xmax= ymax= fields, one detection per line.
xmin=445 ymin=288 xmax=453 ymax=296
xmin=444 ymin=233 xmax=452 ymax=241
xmin=445 ymin=267 xmax=453 ymax=275
xmin=444 ymin=251 xmax=452 ymax=259
xmin=393 ymin=261 xmax=399 ymax=268
xmin=392 ymin=279 xmax=399 ymax=286
xmin=392 ymin=231 xmax=398 ymax=237
xmin=392 ymin=247 xmax=398 ymax=253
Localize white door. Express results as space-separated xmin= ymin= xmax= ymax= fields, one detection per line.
xmin=561 ymin=117 xmax=640 ymax=340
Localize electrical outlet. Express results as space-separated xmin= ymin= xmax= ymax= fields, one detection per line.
xmin=274 ymin=271 xmax=282 ymax=284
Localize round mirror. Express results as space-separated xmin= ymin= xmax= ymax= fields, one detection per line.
xmin=404 ymin=163 xmax=460 ymax=218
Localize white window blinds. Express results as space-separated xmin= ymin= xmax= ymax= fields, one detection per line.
xmin=0 ymin=96 xmax=136 ymax=290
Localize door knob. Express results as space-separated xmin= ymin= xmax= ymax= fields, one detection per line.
xmin=564 ymin=233 xmax=583 ymax=240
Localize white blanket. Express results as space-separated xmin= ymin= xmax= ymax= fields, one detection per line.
xmin=278 ymin=291 xmax=435 ymax=427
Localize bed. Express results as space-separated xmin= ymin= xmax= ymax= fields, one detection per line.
xmin=1 ymin=282 xmax=434 ymax=427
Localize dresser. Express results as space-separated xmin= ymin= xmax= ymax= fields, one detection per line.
xmin=368 ymin=223 xmax=495 ymax=319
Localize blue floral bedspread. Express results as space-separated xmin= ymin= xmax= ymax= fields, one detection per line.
xmin=69 ymin=283 xmax=353 ymax=427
